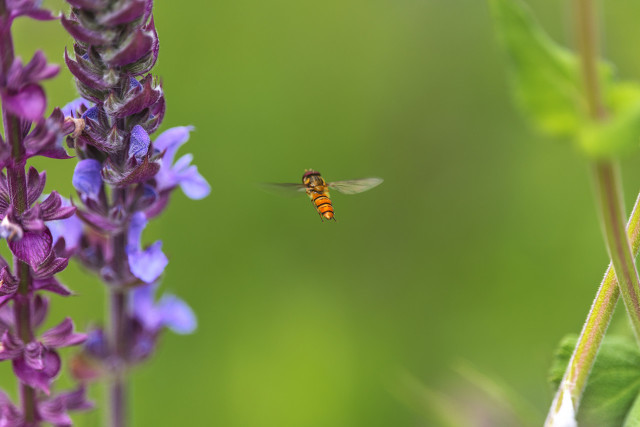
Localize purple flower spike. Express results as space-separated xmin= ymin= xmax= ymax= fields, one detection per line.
xmin=59 ymin=0 xmax=207 ymax=420
xmin=73 ymin=159 xmax=103 ymax=199
xmin=126 ymin=213 xmax=167 ymax=283
xmin=154 ymin=126 xmax=210 ymax=200
xmin=128 ymin=125 xmax=150 ymax=161
xmin=132 ymin=283 xmax=196 ymax=334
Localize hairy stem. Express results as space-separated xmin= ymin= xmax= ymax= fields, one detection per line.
xmin=546 ymin=0 xmax=640 ymax=424
xmin=592 ymin=161 xmax=640 ymax=340
xmin=545 ymin=192 xmax=640 ymax=425
xmin=0 ymin=1 xmax=37 ymax=421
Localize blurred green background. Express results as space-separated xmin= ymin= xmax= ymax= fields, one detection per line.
xmin=5 ymin=0 xmax=640 ymax=425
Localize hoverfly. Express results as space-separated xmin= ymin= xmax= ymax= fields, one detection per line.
xmin=265 ymin=170 xmax=383 ymax=221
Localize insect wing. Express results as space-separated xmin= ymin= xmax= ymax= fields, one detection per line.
xmin=261 ymin=182 xmax=307 ymax=197
xmin=328 ymin=177 xmax=383 ymax=195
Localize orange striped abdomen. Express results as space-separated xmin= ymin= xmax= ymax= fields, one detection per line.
xmin=310 ymin=192 xmax=334 ymax=220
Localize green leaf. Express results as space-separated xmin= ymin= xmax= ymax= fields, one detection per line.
xmin=489 ymin=0 xmax=583 ymax=138
xmin=623 ymin=393 xmax=640 ymax=427
xmin=550 ymin=334 xmax=640 ymax=427
xmin=490 ymin=0 xmax=640 ymax=157
xmin=579 ymin=83 xmax=640 ymax=157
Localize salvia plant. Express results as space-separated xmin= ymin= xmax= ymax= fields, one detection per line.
xmin=0 ymin=1 xmax=92 ymax=425
xmin=491 ymin=0 xmax=640 ymax=426
xmin=59 ymin=0 xmax=210 ymax=425
xmin=0 ymin=0 xmax=209 ymax=425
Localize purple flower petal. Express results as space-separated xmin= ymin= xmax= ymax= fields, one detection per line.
xmin=154 ymin=126 xmax=193 ymax=164
xmin=23 ymin=341 xmax=44 ymax=370
xmin=48 ymin=213 xmax=83 ymax=252
xmin=126 ymin=214 xmax=168 ymax=283
xmin=128 ymin=241 xmax=167 ymax=283
xmin=72 ymin=159 xmax=103 ymax=198
xmin=129 ymin=77 xmax=142 ymax=91
xmin=82 ymin=106 xmax=98 ymax=121
xmin=32 ymin=254 xmax=69 ymax=280
xmin=0 ymin=391 xmax=22 ymax=426
xmin=33 ymin=277 xmax=72 ymax=296
xmin=40 ymin=386 xmax=93 ymax=425
xmin=13 ymin=348 xmax=61 ymax=394
xmin=26 ymin=167 xmax=46 ymax=206
xmin=39 ymin=192 xmax=76 ymax=221
xmin=17 ymin=51 xmax=59 ymax=85
xmin=131 ymin=283 xmax=159 ymax=329
xmin=61 ymin=98 xmax=88 ymax=118
xmin=157 ymin=294 xmax=197 ymax=334
xmin=8 ymin=229 xmax=53 ymax=268
xmin=2 ymin=84 xmax=46 ymax=121
xmin=41 ymin=317 xmax=86 ymax=348
xmin=128 ymin=125 xmax=150 ymax=161
xmin=127 ymin=212 xmax=146 ymax=251
xmin=0 ymin=332 xmax=23 ymax=361
xmin=177 ymin=163 xmax=211 ymax=200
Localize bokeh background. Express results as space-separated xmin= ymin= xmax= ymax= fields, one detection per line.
xmin=4 ymin=0 xmax=640 ymax=425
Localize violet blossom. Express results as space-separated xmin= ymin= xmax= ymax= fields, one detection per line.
xmin=0 ymin=0 xmax=90 ymax=424
xmin=60 ymin=0 xmax=209 ymax=424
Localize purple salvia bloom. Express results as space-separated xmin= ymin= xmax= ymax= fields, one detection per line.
xmin=154 ymin=126 xmax=210 ymax=200
xmin=61 ymin=97 xmax=87 ymax=117
xmin=126 ymin=212 xmax=167 ymax=283
xmin=0 ymin=391 xmax=23 ymax=426
xmin=41 ymin=317 xmax=87 ymax=347
xmin=1 ymin=51 xmax=59 ymax=121
xmin=39 ymin=386 xmax=93 ymax=426
xmin=61 ymin=0 xmax=208 ymax=421
xmin=0 ymin=1 xmax=88 ymax=421
xmin=0 ymin=318 xmax=86 ymax=394
xmin=8 ymin=229 xmax=53 ymax=268
xmin=72 ymin=159 xmax=103 ymax=199
xmin=47 ymin=197 xmax=83 ymax=254
xmin=132 ymin=283 xmax=196 ymax=334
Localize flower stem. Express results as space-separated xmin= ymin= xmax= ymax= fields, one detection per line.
xmin=109 ymin=288 xmax=128 ymax=427
xmin=545 ymin=191 xmax=640 ymax=425
xmin=0 ymin=1 xmax=37 ymax=421
xmin=575 ymin=0 xmax=640 ymax=344
xmin=546 ymin=1 xmax=640 ymax=424
xmin=108 ymin=225 xmax=129 ymax=427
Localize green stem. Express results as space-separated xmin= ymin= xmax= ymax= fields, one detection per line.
xmin=592 ymin=161 xmax=640 ymax=340
xmin=546 ymin=0 xmax=640 ymax=424
xmin=545 ymin=192 xmax=640 ymax=425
